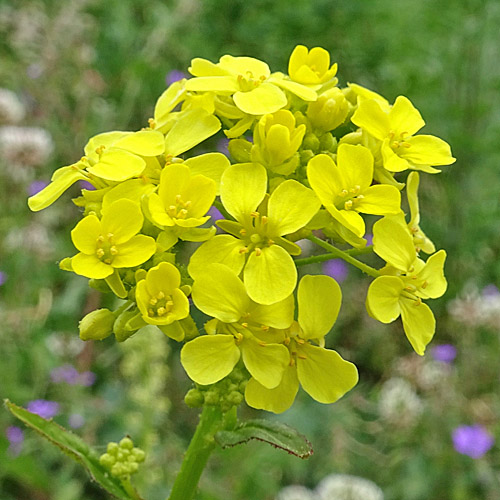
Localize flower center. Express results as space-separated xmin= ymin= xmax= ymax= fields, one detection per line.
xmin=237 ymin=72 xmax=266 ymax=92
xmin=167 ymin=194 xmax=192 ymax=219
xmin=95 ymin=233 xmax=118 ymax=265
xmin=388 ymin=130 xmax=411 ymax=151
xmin=148 ymin=291 xmax=174 ymax=318
xmin=335 ymin=185 xmax=364 ymax=211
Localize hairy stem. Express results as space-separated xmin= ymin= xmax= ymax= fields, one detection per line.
xmin=295 ymin=245 xmax=374 ymax=267
xmin=168 ymin=405 xmax=223 ymax=500
xmin=307 ymin=235 xmax=380 ymax=278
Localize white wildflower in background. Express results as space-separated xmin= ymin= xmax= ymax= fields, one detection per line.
xmin=0 ymin=125 xmax=54 ymax=170
xmin=316 ymin=474 xmax=384 ymax=500
xmin=378 ymin=377 xmax=423 ymax=426
xmin=0 ymin=89 xmax=25 ymax=124
xmin=45 ymin=332 xmax=86 ymax=357
xmin=276 ymin=485 xmax=317 ymax=500
xmin=417 ymin=360 xmax=451 ymax=390
xmin=5 ymin=221 xmax=54 ymax=259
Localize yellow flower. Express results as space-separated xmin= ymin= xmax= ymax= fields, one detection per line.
xmin=307 ymin=144 xmax=401 ymax=237
xmin=180 ymin=264 xmax=293 ymax=388
xmin=366 ymin=216 xmax=447 ymax=355
xmin=351 ymin=95 xmax=456 ymax=173
xmin=28 ymin=129 xmax=165 ymax=212
xmin=136 ymin=262 xmax=190 ymax=327
xmin=250 ymin=110 xmax=306 ymax=175
xmin=70 ymin=199 xmax=156 ymax=279
xmin=188 ymin=163 xmax=320 ymax=304
xmin=288 ymin=45 xmax=338 ymax=87
xmin=307 ymin=87 xmax=349 ymax=132
xmin=245 ymin=275 xmax=358 ymax=413
xmin=185 ymin=55 xmax=317 ymax=115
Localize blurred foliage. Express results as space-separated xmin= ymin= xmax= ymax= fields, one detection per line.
xmin=1 ymin=0 xmax=500 ymax=499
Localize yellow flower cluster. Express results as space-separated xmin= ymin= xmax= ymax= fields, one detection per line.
xmin=29 ymin=45 xmax=454 ymax=413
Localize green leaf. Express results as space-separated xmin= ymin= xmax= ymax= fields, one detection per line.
xmin=4 ymin=400 xmax=138 ymax=500
xmin=214 ymin=418 xmax=313 ymax=459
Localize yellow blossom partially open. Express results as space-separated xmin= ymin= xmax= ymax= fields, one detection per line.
xmin=288 ymin=45 xmax=338 ymax=87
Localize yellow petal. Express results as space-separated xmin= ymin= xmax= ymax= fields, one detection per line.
xmin=154 ymin=81 xmax=186 ymax=131
xmin=381 ymin=139 xmax=410 ymax=172
xmin=373 ymin=216 xmax=416 ymax=271
xmin=366 ymin=276 xmax=404 ymax=323
xmin=102 ymin=179 xmax=156 ymax=212
xmin=288 ymin=45 xmax=308 ymax=77
xmin=248 ymin=294 xmax=294 ymax=330
xmin=181 ymin=335 xmax=241 ymax=385
xmin=298 ymin=275 xmax=341 ymax=339
xmin=87 ymin=150 xmax=146 ymax=181
xmin=296 ymin=343 xmax=358 ymax=403
xmin=28 ymin=165 xmax=87 ymax=211
xmin=351 ymin=99 xmax=390 ymax=141
xmin=188 ymin=235 xmax=246 ymax=279
xmin=112 ymin=235 xmax=156 ymax=268
xmin=182 ymin=174 xmax=216 ymax=218
xmin=71 ymin=215 xmax=102 ymax=254
xmin=267 ymin=180 xmax=320 ymax=236
xmin=270 ymin=77 xmax=317 ymax=102
xmin=101 ymin=199 xmax=144 ymax=244
xmin=71 ymin=253 xmax=113 ymax=279
xmin=241 ymin=337 xmax=290 ymax=389
xmin=245 ymin=365 xmax=299 ymax=413
xmin=146 ymin=262 xmax=181 ymax=295
xmin=389 ymin=96 xmax=425 ymax=137
xmin=415 ymin=250 xmax=447 ymax=299
xmin=189 ymin=58 xmax=230 ymax=77
xmin=185 ymin=75 xmax=238 ymax=92
xmin=220 ymin=162 xmax=267 ymax=222
xmin=400 ymin=298 xmax=435 ymax=355
xmin=406 ymin=171 xmax=421 ymax=226
xmin=402 ymin=135 xmax=456 ymax=166
xmin=233 ymin=84 xmax=287 ymax=115
xmin=219 ymin=55 xmax=271 ymax=78
xmin=113 ymin=130 xmax=165 ymax=156
xmin=184 ymin=153 xmax=230 ymax=195
xmin=164 ymin=108 xmax=221 ymax=157
xmin=192 ymin=263 xmax=249 ymax=323
xmin=244 ymin=245 xmax=297 ymax=305
xmin=357 ymin=184 xmax=401 ymax=215
xmin=307 ymin=154 xmax=343 ymax=206
xmin=336 ymin=144 xmax=374 ymax=191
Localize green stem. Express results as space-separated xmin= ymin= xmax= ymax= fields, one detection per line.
xmin=168 ymin=405 xmax=223 ymax=500
xmin=295 ymin=245 xmax=374 ymax=267
xmin=121 ymin=479 xmax=142 ymax=500
xmin=213 ymin=199 xmax=234 ymax=221
xmin=307 ymin=235 xmax=380 ymax=278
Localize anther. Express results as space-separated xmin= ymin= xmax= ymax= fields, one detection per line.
xmin=241 ymin=322 xmax=248 ymax=328
xmin=96 ymin=248 xmax=105 ymax=258
xmin=148 ymin=118 xmax=156 ymax=129
xmin=421 ymin=281 xmax=428 ymax=289
xmin=250 ymin=211 xmax=260 ymax=218
xmin=344 ymin=200 xmax=353 ymax=210
xmin=254 ymin=248 xmax=262 ymax=256
xmin=414 ymin=298 xmax=422 ymax=306
xmin=107 ymin=233 xmax=114 ymax=241
xmin=157 ymin=307 xmax=166 ymax=316
xmin=339 ymin=189 xmax=348 ymax=197
xmin=239 ymin=229 xmax=247 ymax=236
xmin=298 ymin=354 xmax=307 ymax=360
xmin=239 ymin=247 xmax=249 ymax=254
xmin=261 ymin=325 xmax=269 ymax=331
xmin=149 ymin=298 xmax=157 ymax=306
xmin=268 ymin=239 xmax=274 ymax=246
xmin=259 ymin=342 xmax=267 ymax=347
xmin=261 ymin=216 xmax=268 ymax=224
xmin=110 ymin=246 xmax=118 ymax=255
xmin=157 ymin=292 xmax=165 ymax=300
xmin=97 ymin=235 xmax=105 ymax=243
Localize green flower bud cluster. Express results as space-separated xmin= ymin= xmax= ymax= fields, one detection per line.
xmin=185 ymin=367 xmax=248 ymax=412
xmin=99 ymin=437 xmax=145 ymax=479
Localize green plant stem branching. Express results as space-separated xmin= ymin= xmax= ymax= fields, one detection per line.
xmin=306 ymin=235 xmax=380 ymax=277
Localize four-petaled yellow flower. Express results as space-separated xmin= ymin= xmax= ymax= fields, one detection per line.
xmin=307 ymin=144 xmax=401 ymax=237
xmin=245 ymin=275 xmax=358 ymax=413
xmin=188 ymin=163 xmax=321 ymax=304
xmin=136 ymin=262 xmax=190 ymax=327
xmin=70 ymin=199 xmax=156 ymax=279
xmin=181 ymin=264 xmax=293 ymax=389
xmin=288 ymin=45 xmax=338 ymax=87
xmin=185 ymin=55 xmax=317 ymax=116
xmin=351 ymin=95 xmax=456 ymax=174
xmin=366 ymin=216 xmax=447 ymax=355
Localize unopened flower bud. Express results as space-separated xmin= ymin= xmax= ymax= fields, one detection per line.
xmin=302 ymin=133 xmax=320 ymax=152
xmin=307 ymin=87 xmax=348 ymax=132
xmin=79 ymin=309 xmax=115 ymax=341
xmin=120 ymin=437 xmax=134 ymax=450
xmin=185 ymin=388 xmax=204 ymax=407
xmin=113 ymin=310 xmax=139 ymax=342
xmin=228 ymin=138 xmax=252 ymax=163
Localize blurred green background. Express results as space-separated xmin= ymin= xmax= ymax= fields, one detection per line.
xmin=1 ymin=1 xmax=500 ymax=499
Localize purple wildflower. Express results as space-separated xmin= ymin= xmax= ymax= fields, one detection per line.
xmin=166 ymin=70 xmax=187 ymax=86
xmin=0 ymin=271 xmax=6 ymax=286
xmin=50 ymin=364 xmax=80 ymax=385
xmin=28 ymin=180 xmax=49 ymax=196
xmin=217 ymin=138 xmax=230 ymax=155
xmin=6 ymin=426 xmax=24 ymax=457
xmin=482 ymin=284 xmax=500 ymax=297
xmin=365 ymin=233 xmax=373 ymax=246
xmin=79 ymin=180 xmax=95 ymax=191
xmin=79 ymin=371 xmax=96 ymax=387
xmin=322 ymin=259 xmax=349 ymax=283
xmin=431 ymin=344 xmax=457 ymax=364
xmin=452 ymin=425 xmax=494 ymax=458
xmin=26 ymin=399 xmax=60 ymax=419
xmin=207 ymin=205 xmax=224 ymax=223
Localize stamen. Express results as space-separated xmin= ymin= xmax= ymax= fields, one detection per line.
xmin=239 ymin=247 xmax=249 ymax=254
xmin=157 ymin=307 xmax=166 ymax=316
xmin=254 ymin=248 xmax=262 ymax=256
xmin=96 ymin=248 xmax=105 ymax=258
xmin=344 ymin=200 xmax=353 ymax=210
xmin=109 ymin=246 xmax=118 ymax=255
